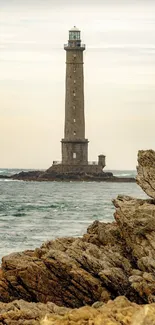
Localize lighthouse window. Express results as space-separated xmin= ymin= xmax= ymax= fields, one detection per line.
xmin=74 ymin=131 xmax=76 ymax=136
xmin=73 ymin=153 xmax=76 ymax=159
xmin=73 ymin=119 xmax=76 ymax=122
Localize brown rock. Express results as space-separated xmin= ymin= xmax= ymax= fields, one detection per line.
xmin=1 ymin=192 xmax=155 ymax=306
xmin=1 ymin=149 xmax=155 ymax=308
xmin=0 ymin=226 xmax=136 ymax=307
xmin=137 ymin=149 xmax=155 ymax=199
xmin=131 ymin=305 xmax=155 ymax=325
xmin=113 ymin=195 xmax=155 ymax=302
xmin=40 ymin=296 xmax=150 ymax=325
xmin=1 ymin=296 xmax=155 ymax=325
xmin=0 ymin=299 xmax=69 ymax=325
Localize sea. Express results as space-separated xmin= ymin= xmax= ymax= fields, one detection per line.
xmin=0 ymin=168 xmax=147 ymax=262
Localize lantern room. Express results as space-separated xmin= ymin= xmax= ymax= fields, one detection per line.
xmin=64 ymin=26 xmax=85 ymax=50
xmin=69 ymin=26 xmax=81 ymax=40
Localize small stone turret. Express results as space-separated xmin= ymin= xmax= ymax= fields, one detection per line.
xmin=98 ymin=155 xmax=106 ymax=169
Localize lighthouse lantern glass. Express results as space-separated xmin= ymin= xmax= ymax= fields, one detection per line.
xmin=69 ymin=31 xmax=80 ymax=40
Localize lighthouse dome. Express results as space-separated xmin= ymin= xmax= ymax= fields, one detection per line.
xmin=69 ymin=26 xmax=80 ymax=31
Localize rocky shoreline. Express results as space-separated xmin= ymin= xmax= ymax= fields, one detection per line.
xmin=0 ymin=170 xmax=136 ymax=182
xmin=0 ymin=149 xmax=155 ymax=324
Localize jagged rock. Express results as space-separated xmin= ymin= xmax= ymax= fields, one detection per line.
xmin=40 ymin=296 xmax=155 ymax=325
xmin=113 ymin=195 xmax=155 ymax=303
xmin=137 ymin=149 xmax=155 ymax=199
xmin=1 ymin=193 xmax=155 ymax=306
xmin=1 ymin=150 xmax=155 ymax=310
xmin=0 ymin=222 xmax=141 ymax=307
xmin=0 ymin=234 xmax=132 ymax=307
xmin=0 ymin=299 xmax=69 ymax=325
xmin=1 ymin=296 xmax=155 ymax=325
xmin=0 ymin=214 xmax=145 ymax=307
xmin=12 ymin=171 xmax=44 ymax=180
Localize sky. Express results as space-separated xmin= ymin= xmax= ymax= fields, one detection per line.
xmin=0 ymin=0 xmax=155 ymax=169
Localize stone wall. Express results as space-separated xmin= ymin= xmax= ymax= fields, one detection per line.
xmin=48 ymin=163 xmax=103 ymax=174
xmin=64 ymin=49 xmax=85 ymax=140
xmin=61 ymin=139 xmax=88 ymax=165
xmin=62 ymin=44 xmax=88 ymax=166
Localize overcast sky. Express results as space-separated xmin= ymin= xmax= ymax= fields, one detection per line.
xmin=0 ymin=0 xmax=155 ymax=169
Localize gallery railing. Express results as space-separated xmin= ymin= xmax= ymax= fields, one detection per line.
xmin=64 ymin=43 xmax=85 ymax=49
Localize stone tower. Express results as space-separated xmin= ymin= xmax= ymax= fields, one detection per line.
xmin=61 ymin=26 xmax=88 ymax=166
xmin=49 ymin=27 xmax=106 ymax=175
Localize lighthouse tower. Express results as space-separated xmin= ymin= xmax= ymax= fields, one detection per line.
xmin=61 ymin=26 xmax=88 ymax=166
xmin=49 ymin=27 xmax=106 ymax=175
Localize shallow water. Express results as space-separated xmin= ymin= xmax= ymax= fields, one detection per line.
xmin=0 ymin=169 xmax=147 ymax=261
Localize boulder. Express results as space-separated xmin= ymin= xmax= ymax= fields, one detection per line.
xmin=113 ymin=195 xmax=155 ymax=303
xmin=137 ymin=149 xmax=155 ymax=199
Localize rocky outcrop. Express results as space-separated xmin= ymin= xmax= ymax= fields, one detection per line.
xmin=1 ymin=169 xmax=135 ymax=182
xmin=113 ymin=195 xmax=155 ymax=303
xmin=1 ymin=296 xmax=155 ymax=325
xmin=0 ymin=211 xmax=153 ymax=307
xmin=137 ymin=149 xmax=155 ymax=198
xmin=1 ymin=148 xmax=155 ymax=306
xmin=0 ymin=232 xmax=133 ymax=307
xmin=12 ymin=170 xmax=44 ymax=180
xmin=10 ymin=170 xmax=135 ymax=182
xmin=0 ymin=175 xmax=10 ymax=179
xmin=0 ymin=299 xmax=69 ymax=325
xmin=41 ymin=296 xmax=155 ymax=325
xmin=1 ymin=149 xmax=155 ymax=323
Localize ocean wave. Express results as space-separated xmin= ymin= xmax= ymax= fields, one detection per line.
xmin=0 ymin=179 xmax=24 ymax=182
xmin=0 ymin=178 xmax=146 ymax=261
xmin=113 ymin=173 xmax=136 ymax=177
xmin=13 ymin=212 xmax=27 ymax=217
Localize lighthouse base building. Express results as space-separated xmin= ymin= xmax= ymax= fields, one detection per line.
xmin=49 ymin=158 xmax=106 ymax=174
xmin=48 ymin=27 xmax=111 ymax=178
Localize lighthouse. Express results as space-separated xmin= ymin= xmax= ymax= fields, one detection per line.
xmin=61 ymin=26 xmax=88 ymax=166
xmin=49 ymin=27 xmax=106 ymax=175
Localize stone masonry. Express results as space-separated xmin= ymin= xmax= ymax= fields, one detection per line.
xmin=62 ymin=27 xmax=88 ymax=166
